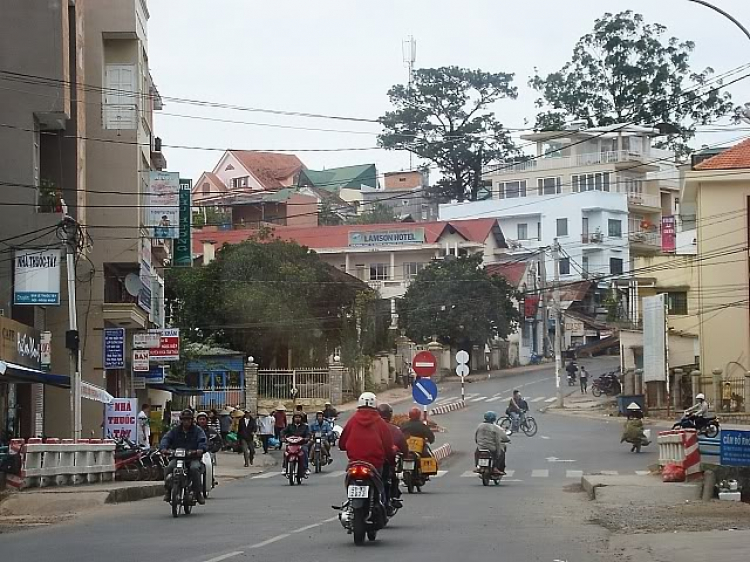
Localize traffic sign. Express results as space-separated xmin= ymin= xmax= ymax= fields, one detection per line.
xmin=412 ymin=378 xmax=438 ymax=406
xmin=455 ymin=364 xmax=470 ymax=377
xmin=412 ymin=351 xmax=438 ymax=377
xmin=456 ymin=350 xmax=470 ymax=365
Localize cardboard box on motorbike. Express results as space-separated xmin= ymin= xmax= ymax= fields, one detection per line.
xmin=406 ymin=436 xmax=438 ymax=475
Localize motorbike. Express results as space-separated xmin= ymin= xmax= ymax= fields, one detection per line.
xmin=401 ymin=440 xmax=427 ymax=494
xmin=283 ymin=436 xmax=307 ymax=485
xmin=591 ymin=372 xmax=622 ymax=397
xmin=310 ymin=431 xmax=330 ymax=473
xmin=336 ymin=461 xmax=387 ymax=546
xmin=388 ymin=453 xmax=404 ymax=518
xmin=476 ymin=445 xmax=508 ymax=486
xmin=114 ymin=438 xmax=147 ymax=481
xmin=166 ymin=448 xmax=200 ymax=518
xmin=202 ymin=449 xmax=215 ymax=498
xmin=145 ymin=447 xmax=166 ymax=480
xmin=567 ymin=372 xmax=576 ymax=386
xmin=672 ymin=413 xmax=721 ymax=438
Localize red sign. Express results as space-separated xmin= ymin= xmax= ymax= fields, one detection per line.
xmin=147 ymin=328 xmax=180 ymax=362
xmin=524 ymin=296 xmax=540 ymax=318
xmin=661 ymin=216 xmax=676 ymax=253
xmin=412 ymin=351 xmax=437 ymax=377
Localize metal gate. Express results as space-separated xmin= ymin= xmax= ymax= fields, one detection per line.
xmin=258 ymin=369 xmax=330 ymax=404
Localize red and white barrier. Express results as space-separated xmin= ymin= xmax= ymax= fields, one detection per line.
xmin=429 ymin=400 xmax=466 ymax=416
xmin=432 ymin=443 xmax=453 ymax=462
xmin=6 ymin=438 xmax=116 ymax=489
xmin=657 ymin=429 xmax=702 ymax=479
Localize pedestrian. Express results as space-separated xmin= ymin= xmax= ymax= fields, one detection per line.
xmin=238 ymin=410 xmax=257 ymax=467
xmin=294 ymin=404 xmax=308 ymax=424
xmin=580 ymin=366 xmax=589 ymax=394
xmin=273 ymin=405 xmax=287 ymax=450
xmin=257 ymin=410 xmax=275 ymax=454
xmin=137 ymin=403 xmax=151 ymax=448
xmin=218 ymin=409 xmax=232 ymax=445
xmin=208 ymin=409 xmax=221 ymax=434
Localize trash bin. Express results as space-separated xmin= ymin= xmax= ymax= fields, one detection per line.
xmin=617 ymin=394 xmax=646 ymax=416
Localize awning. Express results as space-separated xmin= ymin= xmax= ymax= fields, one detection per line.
xmin=149 ymin=382 xmax=204 ymax=396
xmin=0 ymin=360 xmax=114 ymax=404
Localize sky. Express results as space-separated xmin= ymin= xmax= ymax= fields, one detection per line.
xmin=147 ymin=0 xmax=750 ymax=182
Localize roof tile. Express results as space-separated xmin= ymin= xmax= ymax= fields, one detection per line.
xmin=694 ymin=138 xmax=750 ymax=171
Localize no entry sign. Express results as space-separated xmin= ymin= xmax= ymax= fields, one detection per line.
xmin=412 ymin=351 xmax=437 ymax=377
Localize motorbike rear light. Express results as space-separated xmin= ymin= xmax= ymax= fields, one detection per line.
xmin=348 ymin=465 xmax=371 ymax=478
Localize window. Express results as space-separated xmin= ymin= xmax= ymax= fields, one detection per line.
xmin=403 ymin=262 xmax=424 ymax=280
xmin=522 ymin=322 xmax=532 ymax=347
xmin=581 ymin=256 xmax=589 ymax=276
xmin=517 ymin=223 xmax=528 ymax=240
xmin=103 ymin=64 xmax=137 ymax=129
xmin=667 ymin=292 xmax=688 ymax=315
xmin=610 ymin=257 xmax=623 ymax=275
xmin=231 ymin=176 xmax=250 ymax=189
xmin=582 ymin=216 xmax=589 ymax=235
xmin=572 ymin=172 xmax=611 ymax=192
xmin=559 ymin=258 xmax=570 ymax=275
xmin=498 ymin=180 xmax=527 ymax=199
xmin=556 ymin=218 xmax=568 ymax=236
xmin=608 ymin=219 xmax=622 ymax=238
xmin=202 ymin=182 xmax=210 ymax=196
xmin=536 ymin=222 xmax=541 ymax=240
xmin=538 ymin=177 xmax=562 ymax=195
xmin=369 ymin=263 xmax=389 ymax=281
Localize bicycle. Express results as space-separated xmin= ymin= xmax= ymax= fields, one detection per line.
xmin=498 ymin=412 xmax=538 ymax=437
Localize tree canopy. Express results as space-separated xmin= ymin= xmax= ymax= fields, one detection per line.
xmin=529 ymin=11 xmax=736 ymax=154
xmin=397 ymin=254 xmax=519 ymax=347
xmin=349 ymin=203 xmax=397 ymax=225
xmin=379 ymin=66 xmax=517 ymax=202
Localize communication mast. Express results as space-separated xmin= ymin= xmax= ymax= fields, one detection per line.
xmin=402 ymin=36 xmax=417 ymax=169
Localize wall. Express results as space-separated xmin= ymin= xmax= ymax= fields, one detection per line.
xmin=213 ymin=152 xmax=264 ymax=192
xmin=384 ymin=171 xmax=423 ymax=190
xmin=620 ymin=329 xmax=698 ymax=371
xmin=635 ymin=254 xmax=699 ymax=333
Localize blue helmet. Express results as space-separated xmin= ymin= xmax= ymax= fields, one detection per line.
xmin=483 ymin=411 xmax=498 ymax=423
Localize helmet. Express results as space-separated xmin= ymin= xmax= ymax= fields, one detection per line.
xmin=315 ymin=410 xmax=324 ymax=417
xmin=696 ymin=393 xmax=706 ymax=400
xmin=358 ymin=392 xmax=377 ymax=409
xmin=408 ymin=407 xmax=422 ymax=421
xmin=196 ymin=411 xmax=208 ymax=420
xmin=179 ymin=409 xmax=194 ymax=420
xmin=325 ymin=401 xmax=332 ymax=406
xmin=377 ymin=403 xmax=393 ymax=421
xmin=626 ymin=402 xmax=641 ymax=411
xmin=484 ymin=411 xmax=498 ymax=423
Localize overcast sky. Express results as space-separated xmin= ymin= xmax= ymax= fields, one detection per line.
xmin=147 ymin=0 xmax=750 ymax=182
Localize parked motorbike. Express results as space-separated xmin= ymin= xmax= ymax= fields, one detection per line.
xmin=166 ymin=448 xmax=200 ymax=518
xmin=283 ymin=436 xmax=307 ymax=485
xmin=114 ymin=438 xmax=146 ymax=481
xmin=310 ymin=431 xmax=330 ymax=473
xmin=336 ymin=461 xmax=387 ymax=546
xmin=476 ymin=445 xmax=508 ymax=486
xmin=672 ymin=413 xmax=721 ymax=438
xmin=591 ymin=372 xmax=622 ymax=397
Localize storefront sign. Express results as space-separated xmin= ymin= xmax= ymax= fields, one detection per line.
xmin=104 ymin=328 xmax=125 ymax=370
xmin=174 ymin=179 xmax=193 ymax=266
xmin=148 ymin=328 xmax=180 ymax=362
xmin=661 ymin=216 xmax=676 ymax=253
xmin=40 ymin=331 xmax=52 ymax=372
xmin=138 ymin=237 xmax=152 ymax=314
xmin=133 ymin=332 xmax=161 ymax=349
xmin=720 ymin=429 xmax=750 ymax=467
xmin=348 ymin=228 xmax=425 ymax=247
xmin=133 ymin=349 xmax=150 ymax=372
xmin=104 ymin=398 xmax=138 ymax=440
xmin=147 ymin=171 xmax=180 ymax=239
xmin=0 ymin=317 xmax=41 ymax=369
xmin=144 ymin=364 xmax=167 ymax=384
xmin=13 ymin=249 xmax=61 ymax=305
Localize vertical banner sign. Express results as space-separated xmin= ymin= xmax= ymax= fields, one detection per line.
xmin=40 ymin=331 xmax=52 ymax=372
xmin=661 ymin=216 xmax=676 ymax=253
xmin=103 ymin=328 xmax=125 ymax=370
xmin=174 ymin=178 xmax=193 ymax=266
xmin=147 ymin=171 xmax=180 ymax=239
xmin=13 ymin=249 xmax=61 ymax=305
xmin=643 ymin=294 xmax=667 ymax=382
xmin=138 ymin=237 xmax=152 ymax=314
xmin=104 ymin=398 xmax=138 ymax=440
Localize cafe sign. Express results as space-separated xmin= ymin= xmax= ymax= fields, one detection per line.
xmin=0 ymin=317 xmax=42 ymax=369
xmin=348 ymin=228 xmax=425 ymax=247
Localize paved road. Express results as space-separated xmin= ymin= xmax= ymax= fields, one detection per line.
xmin=0 ymin=358 xmax=655 ymax=561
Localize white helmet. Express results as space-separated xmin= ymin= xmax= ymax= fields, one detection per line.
xmin=357 ymin=392 xmax=377 ymax=409
xmin=696 ymin=393 xmax=706 ymax=401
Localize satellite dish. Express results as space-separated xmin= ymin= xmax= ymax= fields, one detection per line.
xmin=124 ymin=273 xmax=141 ymax=297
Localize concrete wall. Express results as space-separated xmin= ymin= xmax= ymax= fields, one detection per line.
xmin=636 ymin=254 xmax=699 ymax=334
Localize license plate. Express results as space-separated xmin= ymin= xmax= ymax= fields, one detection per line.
xmin=402 ymin=460 xmax=415 ymax=471
xmin=478 ymin=458 xmax=491 ymax=467
xmin=347 ymin=485 xmax=369 ymax=499
xmin=176 ymin=460 xmax=184 ymax=469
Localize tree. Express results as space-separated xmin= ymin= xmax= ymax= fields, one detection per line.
xmin=166 ymin=233 xmax=367 ymax=368
xmin=317 ymin=200 xmax=344 ymax=226
xmin=379 ymin=66 xmax=517 ymax=202
xmin=529 ymin=11 xmax=736 ymax=154
xmin=192 ymin=207 xmax=231 ymax=228
xmin=397 ymin=254 xmax=519 ymax=347
xmin=348 ymin=203 xmax=397 ymax=225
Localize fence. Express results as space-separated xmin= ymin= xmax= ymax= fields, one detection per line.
xmin=258 ymin=369 xmax=330 ymax=406
xmin=198 ymin=386 xmax=245 ymax=411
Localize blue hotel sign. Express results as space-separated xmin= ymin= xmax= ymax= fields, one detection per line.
xmin=349 ymin=228 xmax=425 ymax=247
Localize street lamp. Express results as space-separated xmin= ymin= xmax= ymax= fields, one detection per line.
xmin=687 ymin=0 xmax=750 ymax=42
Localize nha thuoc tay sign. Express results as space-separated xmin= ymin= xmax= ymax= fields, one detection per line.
xmin=13 ymin=249 xmax=61 ymax=305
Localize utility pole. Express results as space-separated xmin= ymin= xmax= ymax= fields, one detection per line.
xmin=402 ymin=35 xmax=416 ymax=169
xmin=61 ymin=216 xmax=82 ymax=440
xmin=552 ymin=239 xmax=564 ymax=408
xmin=539 ymin=252 xmax=548 ymax=357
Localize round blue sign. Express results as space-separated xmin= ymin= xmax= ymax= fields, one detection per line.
xmin=412 ymin=378 xmax=438 ymax=406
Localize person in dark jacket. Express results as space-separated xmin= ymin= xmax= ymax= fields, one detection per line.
xmin=400 ymin=407 xmax=436 ymax=456
xmin=294 ymin=404 xmax=308 ymax=424
xmin=238 ymin=410 xmax=257 ymax=467
xmin=282 ymin=412 xmax=310 ymax=473
xmin=160 ymin=409 xmax=207 ymax=504
xmin=322 ymin=401 xmax=339 ymax=420
xmin=377 ymin=403 xmax=406 ymax=514
xmin=272 ymin=406 xmax=287 ymax=450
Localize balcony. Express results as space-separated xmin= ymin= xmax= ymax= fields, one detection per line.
xmin=366 ymin=279 xmax=408 ymax=299
xmin=581 ymin=232 xmax=604 ymax=245
xmin=485 ymin=150 xmax=653 ymax=175
xmin=623 ymin=191 xmax=661 ymax=209
xmin=628 ymin=230 xmax=661 ymax=254
xmin=103 ymin=265 xmax=149 ymax=328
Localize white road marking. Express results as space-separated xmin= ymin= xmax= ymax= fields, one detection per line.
xmin=531 ymin=469 xmax=549 ymax=478
xmin=464 ymin=393 xmax=479 ymax=399
xmin=460 ymin=471 xmax=477 ymax=478
xmin=504 ymin=469 xmax=515 ymax=478
xmin=433 ymin=470 xmax=448 ymax=478
xmin=531 ymin=397 xmax=546 ymax=403
xmin=323 ymin=470 xmax=346 ymax=478
xmin=544 ymin=397 xmax=557 ymax=403
xmin=202 ymin=553 xmax=244 ymax=562
xmin=502 ymin=479 xmax=524 ymax=482
xmin=292 ymin=523 xmax=322 ymax=533
xmin=635 ymin=470 xmax=651 ymax=476
xmin=322 ymin=516 xmax=338 ymax=523
xmin=438 ymin=395 xmax=459 ymax=404
xmin=470 ymin=396 xmax=488 ymax=402
xmin=253 ymin=471 xmax=283 ymax=479
xmin=540 ymin=435 xmax=551 ymax=440
xmin=600 ymin=470 xmax=619 ymax=476
xmin=486 ymin=396 xmax=503 ymax=403
xmin=250 ymin=534 xmax=290 ymax=549
xmin=566 ymin=470 xmax=584 ymax=478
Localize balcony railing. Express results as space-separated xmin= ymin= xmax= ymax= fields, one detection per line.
xmin=581 ymin=232 xmax=604 ymax=244
xmin=628 ymin=230 xmax=660 ymax=248
xmin=623 ymin=191 xmax=661 ymax=208
xmin=485 ymin=150 xmax=646 ymax=175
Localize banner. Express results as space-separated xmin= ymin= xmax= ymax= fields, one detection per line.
xmin=147 ymin=171 xmax=180 ymax=239
xmin=138 ymin=237 xmax=152 ymax=314
xmin=349 ymin=228 xmax=425 ymax=247
xmin=661 ymin=216 xmax=676 ymax=253
xmin=148 ymin=328 xmax=180 ymax=362
xmin=40 ymin=331 xmax=52 ymax=372
xmin=133 ymin=349 xmax=150 ymax=372
xmin=174 ymin=179 xmax=193 ymax=266
xmin=104 ymin=328 xmax=125 ymax=370
xmin=643 ymin=294 xmax=667 ymax=382
xmin=13 ymin=249 xmax=61 ymax=305
xmin=104 ymin=398 xmax=138 ymax=440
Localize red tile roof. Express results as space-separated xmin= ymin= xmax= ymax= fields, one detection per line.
xmin=230 ymin=151 xmax=306 ymax=189
xmin=193 ymin=218 xmax=503 ymax=254
xmin=694 ymin=138 xmax=750 ymax=171
xmin=485 ymin=261 xmax=529 ymax=288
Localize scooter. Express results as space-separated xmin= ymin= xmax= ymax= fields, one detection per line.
xmin=166 ymin=448 xmax=201 ymax=518
xmin=567 ymin=372 xmax=576 ymax=386
xmin=476 ymin=448 xmax=507 ymax=486
xmin=672 ymin=413 xmax=721 ymax=438
xmin=401 ymin=449 xmax=425 ymax=493
xmin=336 ymin=461 xmax=388 ymax=546
xmin=310 ymin=431 xmax=331 ymax=473
xmin=202 ymin=449 xmax=215 ymax=498
xmin=283 ymin=436 xmax=307 ymax=485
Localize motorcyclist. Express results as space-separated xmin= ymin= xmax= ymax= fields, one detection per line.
xmin=684 ymin=393 xmax=710 ymax=430
xmin=322 ymin=401 xmax=339 ymax=420
xmin=400 ymin=407 xmax=436 ymax=454
xmin=282 ymin=412 xmax=310 ymax=475
xmin=339 ymin=392 xmax=394 ymax=485
xmin=377 ymin=403 xmax=407 ymax=515
xmin=308 ymin=411 xmax=334 ymax=465
xmin=196 ymin=412 xmax=221 ymax=486
xmin=621 ymin=403 xmax=650 ymax=452
xmin=160 ymin=409 xmax=207 ymax=504
xmin=474 ymin=411 xmax=510 ymax=474
xmin=566 ymin=360 xmax=578 ymax=383
xmin=506 ymin=390 xmax=528 ymax=432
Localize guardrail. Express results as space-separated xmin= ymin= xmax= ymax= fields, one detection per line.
xmin=657 ymin=429 xmax=701 ymax=478
xmin=5 ymin=438 xmax=115 ymax=490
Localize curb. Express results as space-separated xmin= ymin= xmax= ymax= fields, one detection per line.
xmin=432 ymin=443 xmax=453 ymax=462
xmin=429 ymin=400 xmax=466 ymax=416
